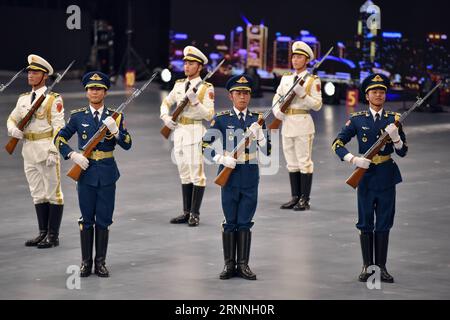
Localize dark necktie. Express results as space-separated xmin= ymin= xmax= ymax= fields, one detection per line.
xmin=239 ymin=112 xmax=245 ymax=128
xmin=375 ymin=113 xmax=380 ymax=123
xmin=185 ymin=81 xmax=191 ymax=93
xmin=293 ymin=75 xmax=299 ymax=84
xmin=31 ymin=92 xmax=36 ymax=105
xmin=94 ymin=111 xmax=100 ymax=126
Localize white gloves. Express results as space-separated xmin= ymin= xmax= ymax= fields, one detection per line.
xmin=186 ymin=88 xmax=200 ymax=106
xmin=385 ymin=123 xmax=400 ymax=142
xmin=46 ymin=152 xmax=58 ymax=167
xmin=249 ymin=122 xmax=264 ymax=141
xmin=70 ymin=152 xmax=89 ymax=170
xmin=8 ymin=127 xmax=23 ymax=139
xmin=344 ymin=153 xmax=371 ymax=169
xmin=162 ymin=115 xmax=177 ymax=130
xmin=293 ymin=83 xmax=306 ymax=98
xmin=103 ymin=116 xmax=119 ymax=136
xmin=214 ymin=154 xmax=237 ymax=169
xmin=273 ymin=105 xmax=286 ymax=121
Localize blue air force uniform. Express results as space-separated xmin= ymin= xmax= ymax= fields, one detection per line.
xmin=54 ymin=71 xmax=132 ymax=278
xmin=332 ymin=73 xmax=408 ymax=283
xmin=202 ymin=75 xmax=270 ymax=280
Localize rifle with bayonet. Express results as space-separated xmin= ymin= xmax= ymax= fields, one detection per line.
xmin=268 ymin=47 xmax=333 ymax=130
xmin=345 ymin=81 xmax=443 ymax=189
xmin=5 ymin=61 xmax=75 ymax=155
xmin=66 ymin=71 xmax=159 ymax=181
xmin=160 ymin=59 xmax=225 ymax=139
xmin=0 ymin=68 xmax=25 ymax=93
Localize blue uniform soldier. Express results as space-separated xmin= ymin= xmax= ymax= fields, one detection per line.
xmin=54 ymin=72 xmax=132 ymax=277
xmin=202 ymin=75 xmax=271 ymax=280
xmin=332 ymin=74 xmax=408 ymax=283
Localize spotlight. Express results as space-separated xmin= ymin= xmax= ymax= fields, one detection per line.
xmin=324 ymin=82 xmax=336 ymax=96
xmin=161 ymin=69 xmax=172 ymax=83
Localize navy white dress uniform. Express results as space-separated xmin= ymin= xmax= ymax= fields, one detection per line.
xmin=202 ymin=75 xmax=271 ymax=280
xmin=55 ymin=72 xmax=132 ymax=277
xmin=160 ymin=46 xmax=215 ymax=226
xmin=272 ymin=41 xmax=323 ymax=211
xmin=7 ymin=54 xmax=65 ymax=248
xmin=332 ymin=74 xmax=408 ymax=283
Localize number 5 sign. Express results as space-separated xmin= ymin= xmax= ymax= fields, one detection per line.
xmin=346 ymin=88 xmax=359 ymax=108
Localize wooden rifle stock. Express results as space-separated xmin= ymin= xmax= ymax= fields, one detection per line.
xmin=267 ymin=78 xmax=306 ymax=130
xmin=214 ymin=118 xmax=265 ymax=187
xmin=66 ymin=112 xmax=119 ymax=181
xmin=5 ymin=94 xmax=46 ymax=155
xmin=160 ymin=95 xmax=191 ymax=139
xmin=345 ymin=122 xmax=397 ymax=189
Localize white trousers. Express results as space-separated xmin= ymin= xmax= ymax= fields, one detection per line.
xmin=174 ymin=142 xmax=206 ymax=187
xmin=282 ymin=134 xmax=314 ymax=173
xmin=23 ymin=159 xmax=64 ymax=204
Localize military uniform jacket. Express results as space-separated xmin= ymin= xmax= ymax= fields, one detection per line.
xmin=273 ymin=70 xmax=323 ymax=137
xmin=7 ymin=86 xmax=64 ymax=163
xmin=202 ymin=109 xmax=271 ymax=188
xmin=55 ymin=106 xmax=132 ymax=187
xmin=332 ymin=109 xmax=408 ymax=191
xmin=160 ymin=77 xmax=214 ymax=146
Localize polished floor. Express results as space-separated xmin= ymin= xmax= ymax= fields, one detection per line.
xmin=0 ymin=75 xmax=449 ymax=300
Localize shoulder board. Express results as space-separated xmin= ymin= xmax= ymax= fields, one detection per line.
xmin=283 ymin=72 xmax=293 ymax=76
xmin=176 ymin=78 xmax=186 ymax=83
xmin=385 ymin=111 xmax=400 ymax=117
xmin=215 ymin=110 xmax=231 ymax=117
xmin=107 ymin=107 xmax=117 ymax=113
xmin=70 ymin=107 xmax=87 ymax=114
xmin=311 ymin=75 xmax=319 ymax=80
xmin=202 ymin=81 xmax=213 ymax=87
xmin=350 ymin=111 xmax=369 ymax=118
xmin=49 ymin=92 xmax=60 ymax=98
xmin=19 ymin=92 xmax=30 ymax=97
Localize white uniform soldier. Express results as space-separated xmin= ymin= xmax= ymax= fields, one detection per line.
xmin=7 ymin=55 xmax=65 ymax=248
xmin=272 ymin=41 xmax=323 ymax=211
xmin=160 ymin=46 xmax=215 ymax=227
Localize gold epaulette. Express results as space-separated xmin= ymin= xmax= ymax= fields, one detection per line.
xmin=203 ymin=81 xmax=213 ymax=87
xmin=176 ymin=78 xmax=186 ymax=83
xmin=283 ymin=72 xmax=293 ymax=76
xmin=20 ymin=92 xmax=30 ymax=97
xmin=216 ymin=110 xmax=231 ymax=117
xmin=49 ymin=92 xmax=60 ymax=98
xmin=71 ymin=107 xmax=87 ymax=114
xmin=351 ymin=111 xmax=369 ymax=118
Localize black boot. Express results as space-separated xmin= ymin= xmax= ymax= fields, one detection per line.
xmin=38 ymin=204 xmax=63 ymax=249
xmin=94 ymin=227 xmax=110 ymax=277
xmin=188 ymin=186 xmax=205 ymax=227
xmin=294 ymin=173 xmax=312 ymax=211
xmin=358 ymin=232 xmax=374 ymax=282
xmin=79 ymin=225 xmax=94 ymax=277
xmin=219 ymin=231 xmax=236 ymax=279
xmin=25 ymin=203 xmax=49 ymax=246
xmin=375 ymin=231 xmax=394 ymax=283
xmin=236 ymin=230 xmax=257 ymax=280
xmin=280 ymin=172 xmax=301 ymax=209
xmin=170 ymin=184 xmax=193 ymax=224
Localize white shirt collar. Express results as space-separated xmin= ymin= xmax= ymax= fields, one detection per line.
xmin=187 ymin=76 xmax=202 ymax=87
xmin=294 ymin=69 xmax=308 ymax=77
xmin=90 ymin=105 xmax=104 ymax=116
xmin=32 ymin=86 xmax=47 ymax=96
xmin=369 ymin=107 xmax=383 ymax=121
xmin=233 ymin=106 xmax=248 ymax=119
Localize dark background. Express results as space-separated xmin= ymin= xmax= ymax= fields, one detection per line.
xmin=0 ymin=0 xmax=448 ymax=72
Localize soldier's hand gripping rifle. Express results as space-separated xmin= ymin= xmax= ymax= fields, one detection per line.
xmin=345 ymin=81 xmax=443 ymax=189
xmin=268 ymin=47 xmax=333 ymax=130
xmin=160 ymin=59 xmax=225 ymax=139
xmin=0 ymin=68 xmax=25 ymax=93
xmin=66 ymin=71 xmax=159 ymax=182
xmin=5 ymin=61 xmax=75 ymax=155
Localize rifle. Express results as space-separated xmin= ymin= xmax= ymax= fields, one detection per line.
xmin=5 ymin=61 xmax=75 ymax=155
xmin=0 ymin=68 xmax=25 ymax=93
xmin=160 ymin=59 xmax=225 ymax=139
xmin=66 ymin=71 xmax=159 ymax=181
xmin=345 ymin=81 xmax=443 ymax=189
xmin=268 ymin=47 xmax=333 ymax=130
